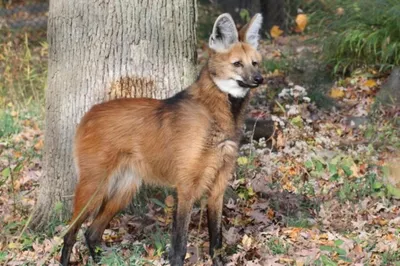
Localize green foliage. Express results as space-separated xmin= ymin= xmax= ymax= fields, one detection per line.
xmin=42 ymin=201 xmax=66 ymax=237
xmin=315 ymin=254 xmax=338 ymax=266
xmin=370 ymin=165 xmax=400 ymax=200
xmin=0 ymin=31 xmax=47 ymax=105
xmin=262 ymin=59 xmax=290 ymax=74
xmin=312 ymin=0 xmax=400 ymax=74
xmin=0 ymin=251 xmax=7 ymax=263
xmin=380 ymin=250 xmax=400 ymax=265
xmin=364 ymin=112 xmax=400 ymax=150
xmin=129 ymin=185 xmax=173 ymax=217
xmin=99 ymin=245 xmax=148 ymax=266
xmin=337 ymin=174 xmax=374 ymax=202
xmin=319 ymin=240 xmax=351 ymax=263
xmin=98 ymin=230 xmax=166 ymax=265
xmin=3 ymin=219 xmax=26 ymax=235
xmin=0 ymin=103 xmax=43 ymax=141
xmin=239 ymin=9 xmax=250 ymax=23
xmin=144 ymin=227 xmax=169 ymax=257
xmin=266 ymin=237 xmax=289 ymax=255
xmin=285 ymin=216 xmax=313 ymax=228
xmin=0 ymin=108 xmax=21 ymax=138
xmin=302 ymin=155 xmax=394 ymax=202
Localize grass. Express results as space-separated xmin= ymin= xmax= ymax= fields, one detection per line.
xmin=285 ymin=216 xmax=313 ymax=228
xmin=262 ymin=58 xmax=291 ymax=74
xmin=94 ymin=224 xmax=169 ymax=265
xmin=99 ymin=245 xmax=148 ymax=266
xmin=1 ymin=3 xmax=399 ymax=265
xmin=335 ymin=173 xmax=379 ymax=203
xmin=0 ymin=107 xmax=21 ymax=138
xmin=0 ymin=30 xmax=47 ymax=106
xmin=301 ymin=151 xmax=400 ymax=203
xmin=365 ymin=108 xmax=400 ymax=151
xmin=380 ymin=250 xmax=400 ymax=265
xmin=0 ymin=251 xmax=6 ymax=263
xmin=311 ymin=0 xmax=400 ymax=74
xmin=0 ymin=101 xmax=44 ymax=139
xmin=144 ymin=227 xmax=170 ymax=257
xmin=318 ymin=240 xmax=352 ymax=264
xmin=266 ymin=237 xmax=289 ymax=255
xmin=128 ymin=185 xmax=174 ymax=218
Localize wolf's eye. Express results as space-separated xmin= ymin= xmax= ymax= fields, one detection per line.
xmin=252 ymin=61 xmax=258 ymax=67
xmin=233 ymin=61 xmax=242 ymax=67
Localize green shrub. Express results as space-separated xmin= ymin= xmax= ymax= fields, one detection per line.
xmin=312 ymin=0 xmax=400 ymax=74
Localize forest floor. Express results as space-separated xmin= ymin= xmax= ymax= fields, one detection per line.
xmin=1 ymin=36 xmax=400 ymax=266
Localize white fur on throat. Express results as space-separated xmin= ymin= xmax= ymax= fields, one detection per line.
xmin=213 ymin=78 xmax=249 ymax=98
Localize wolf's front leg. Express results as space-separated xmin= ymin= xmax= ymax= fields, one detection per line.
xmin=169 ymin=192 xmax=194 ymax=266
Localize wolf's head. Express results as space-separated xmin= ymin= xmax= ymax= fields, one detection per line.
xmin=208 ymin=13 xmax=264 ymax=98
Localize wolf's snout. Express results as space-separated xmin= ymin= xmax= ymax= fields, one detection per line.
xmin=253 ymin=74 xmax=263 ymax=85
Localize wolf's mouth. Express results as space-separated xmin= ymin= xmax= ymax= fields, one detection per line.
xmin=237 ymin=80 xmax=259 ymax=89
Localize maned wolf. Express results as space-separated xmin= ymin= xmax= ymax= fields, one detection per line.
xmin=61 ymin=13 xmax=263 ymax=266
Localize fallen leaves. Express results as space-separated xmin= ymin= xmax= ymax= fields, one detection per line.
xmin=34 ymin=139 xmax=44 ymax=151
xmin=224 ymin=227 xmax=240 ymax=245
xmin=2 ymin=34 xmax=399 ymax=266
xmin=330 ymin=87 xmax=346 ymax=99
xmin=241 ymin=234 xmax=253 ymax=251
xmin=363 ymin=79 xmax=377 ymax=88
xmin=270 ymin=25 xmax=284 ymax=39
xmin=164 ymin=195 xmax=174 ymax=208
xmin=295 ymin=14 xmax=308 ymax=33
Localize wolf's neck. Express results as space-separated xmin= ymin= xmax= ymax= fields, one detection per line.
xmin=188 ymin=65 xmax=251 ymax=137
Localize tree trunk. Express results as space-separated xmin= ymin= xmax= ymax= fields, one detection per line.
xmin=31 ymin=0 xmax=197 ymax=230
xmin=214 ymin=0 xmax=286 ymax=36
xmin=214 ymin=0 xmax=260 ymax=26
xmin=260 ymin=0 xmax=285 ymax=33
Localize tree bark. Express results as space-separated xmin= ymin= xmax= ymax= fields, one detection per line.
xmin=214 ymin=0 xmax=286 ymax=36
xmin=260 ymin=0 xmax=285 ymax=32
xmin=214 ymin=0 xmax=260 ymax=26
xmin=31 ymin=0 xmax=197 ymax=230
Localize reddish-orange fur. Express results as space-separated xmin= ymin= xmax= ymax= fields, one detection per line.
xmin=72 ymin=69 xmax=242 ymax=216
xmin=61 ymin=13 xmax=263 ymax=266
xmin=71 ymin=41 xmax=261 ymax=220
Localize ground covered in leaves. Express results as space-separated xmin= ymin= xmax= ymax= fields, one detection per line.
xmin=1 ymin=36 xmax=400 ymax=265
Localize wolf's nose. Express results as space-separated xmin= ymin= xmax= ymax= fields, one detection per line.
xmin=253 ymin=74 xmax=264 ymax=85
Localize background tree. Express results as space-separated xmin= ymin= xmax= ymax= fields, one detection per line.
xmin=260 ymin=0 xmax=285 ymax=32
xmin=213 ymin=0 xmax=290 ymax=34
xmin=31 ymin=0 xmax=198 ymax=230
xmin=213 ymin=0 xmax=261 ymax=24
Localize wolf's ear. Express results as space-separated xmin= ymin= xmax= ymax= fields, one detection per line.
xmin=209 ymin=13 xmax=238 ymax=52
xmin=239 ymin=13 xmax=263 ymax=49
